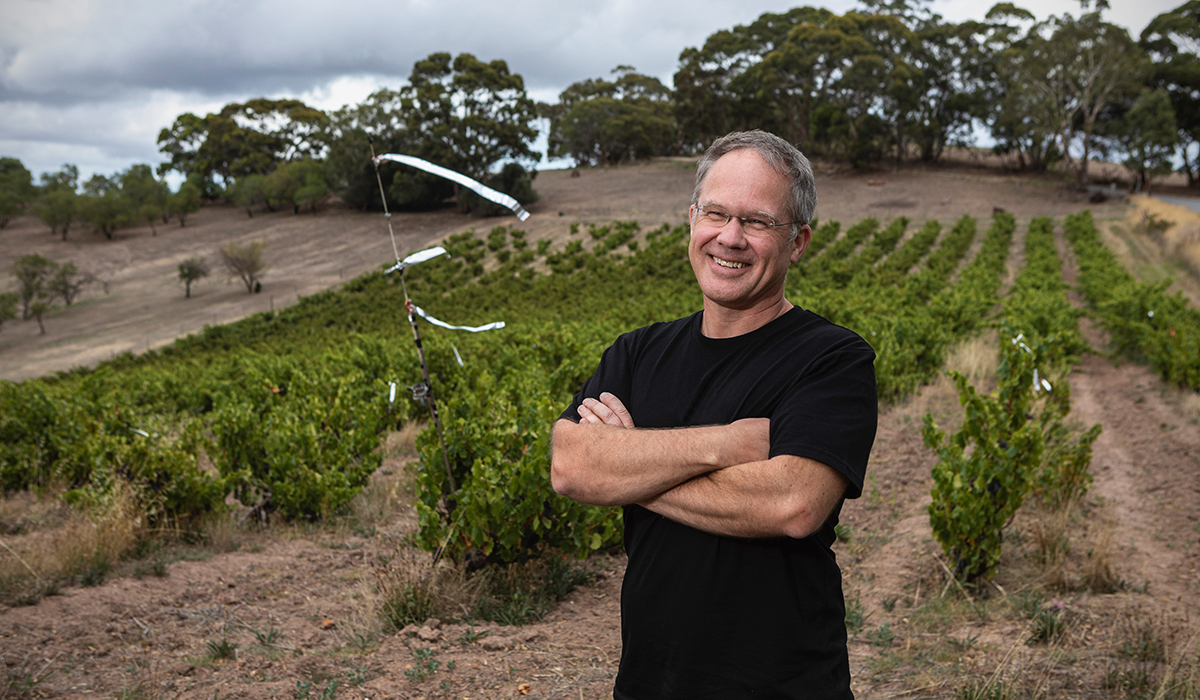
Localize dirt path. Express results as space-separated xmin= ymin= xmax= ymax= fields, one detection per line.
xmin=1057 ymin=231 xmax=1200 ymax=606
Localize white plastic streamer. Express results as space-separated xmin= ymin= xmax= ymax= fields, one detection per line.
xmin=411 ymin=304 xmax=505 ymax=333
xmin=374 ymin=154 xmax=531 ymax=221
xmin=385 ymin=246 xmax=449 ymax=274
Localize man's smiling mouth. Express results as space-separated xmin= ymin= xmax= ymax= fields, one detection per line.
xmin=712 ymin=255 xmax=747 ymax=269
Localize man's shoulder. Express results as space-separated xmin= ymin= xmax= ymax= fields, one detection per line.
xmin=785 ymin=307 xmax=875 ymax=358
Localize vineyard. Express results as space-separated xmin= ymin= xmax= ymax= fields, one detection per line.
xmin=4 ymin=206 xmax=1200 ymax=567
xmin=3 ymin=199 xmax=1200 ymax=698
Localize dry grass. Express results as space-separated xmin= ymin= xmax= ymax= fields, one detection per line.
xmin=1026 ymin=501 xmax=1075 ymax=590
xmin=895 ymin=332 xmax=998 ymax=431
xmin=0 ymin=483 xmax=144 ymax=604
xmin=353 ymin=423 xmax=421 ymax=527
xmin=1179 ymin=392 xmax=1200 ymax=426
xmin=1084 ymin=516 xmax=1120 ymax=594
xmin=1111 ymin=197 xmax=1200 ymax=307
xmin=374 ymin=547 xmax=484 ymax=629
xmin=1131 ymin=196 xmax=1200 ymax=280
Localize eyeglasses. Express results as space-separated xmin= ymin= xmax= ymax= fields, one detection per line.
xmin=694 ymin=206 xmax=801 ymax=235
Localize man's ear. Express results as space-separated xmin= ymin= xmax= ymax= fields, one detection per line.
xmin=790 ymin=225 xmax=812 ymax=263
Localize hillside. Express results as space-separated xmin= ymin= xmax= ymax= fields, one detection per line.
xmin=0 ymin=161 xmax=1128 ymax=381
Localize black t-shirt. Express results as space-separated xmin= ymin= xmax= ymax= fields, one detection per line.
xmin=561 ymin=307 xmax=877 ymax=700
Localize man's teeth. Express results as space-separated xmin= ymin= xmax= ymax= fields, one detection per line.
xmin=713 ymin=256 xmax=746 ymax=269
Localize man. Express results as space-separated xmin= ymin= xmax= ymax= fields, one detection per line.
xmin=551 ymin=130 xmax=877 ymax=699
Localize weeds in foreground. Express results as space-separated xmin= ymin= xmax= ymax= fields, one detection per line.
xmin=957 ymin=679 xmax=1013 ymax=700
xmin=204 ymin=638 xmax=237 ymax=661
xmin=0 ymin=484 xmax=143 ymax=604
xmin=254 ymin=627 xmax=282 ymax=646
xmin=845 ymin=590 xmax=868 ymax=635
xmin=405 ymin=647 xmax=442 ymax=682
xmin=0 ymin=652 xmax=57 ymax=700
xmin=376 ymin=548 xmax=591 ymax=630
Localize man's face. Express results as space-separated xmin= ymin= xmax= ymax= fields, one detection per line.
xmin=688 ymin=149 xmax=810 ymax=314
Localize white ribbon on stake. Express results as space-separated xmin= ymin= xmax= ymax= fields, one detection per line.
xmin=410 ymin=304 xmax=505 ymax=333
xmin=385 ymin=246 xmax=448 ymax=274
xmin=373 ymin=154 xmax=531 ymax=221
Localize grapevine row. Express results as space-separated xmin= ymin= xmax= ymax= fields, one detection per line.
xmin=1064 ymin=211 xmax=1200 ymax=390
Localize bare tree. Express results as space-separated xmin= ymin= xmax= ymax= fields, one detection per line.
xmin=49 ymin=262 xmax=91 ymax=305
xmin=178 ymin=257 xmax=210 ymax=298
xmin=220 ymin=240 xmax=267 ymax=293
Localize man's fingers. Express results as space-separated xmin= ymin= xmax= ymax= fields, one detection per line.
xmin=581 ymin=396 xmax=625 ymax=427
xmin=576 ymin=403 xmax=602 ymax=425
xmin=598 ymin=392 xmax=635 ymax=428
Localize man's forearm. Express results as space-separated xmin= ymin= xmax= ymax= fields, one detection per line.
xmin=639 ymin=454 xmax=849 ymax=539
xmin=550 ymin=418 xmax=768 ymax=507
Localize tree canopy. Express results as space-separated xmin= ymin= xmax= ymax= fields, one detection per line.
xmin=543 ymin=66 xmax=676 ymax=166
xmin=323 ymin=52 xmax=541 ymax=212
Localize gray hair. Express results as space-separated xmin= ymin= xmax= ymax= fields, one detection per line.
xmin=691 ymin=130 xmax=817 ymax=242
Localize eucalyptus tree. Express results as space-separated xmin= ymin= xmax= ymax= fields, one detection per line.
xmin=80 ymin=174 xmax=134 ymax=240
xmin=36 ymin=165 xmax=79 ymax=239
xmin=1141 ymin=1 xmax=1200 ymax=186
xmin=981 ymin=4 xmax=1062 ymax=170
xmin=674 ymin=7 xmax=830 ymax=151
xmin=167 ymin=180 xmax=202 ymax=226
xmin=323 ymin=52 xmax=540 ymax=212
xmin=544 ymin=66 xmax=676 ymax=166
xmin=1116 ymin=89 xmax=1179 ymax=192
xmin=1019 ymin=8 xmax=1145 ymax=184
xmin=158 ymin=99 xmax=329 ymax=189
xmin=0 ymin=158 xmax=36 ymax=229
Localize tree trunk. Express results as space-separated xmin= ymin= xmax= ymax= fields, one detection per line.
xmin=1076 ymin=137 xmax=1091 ymax=187
xmin=185 ymin=281 xmax=192 ymax=298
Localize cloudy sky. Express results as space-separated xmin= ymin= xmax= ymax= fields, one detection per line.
xmin=0 ymin=0 xmax=1181 ymax=185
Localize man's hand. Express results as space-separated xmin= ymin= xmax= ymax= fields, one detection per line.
xmin=577 ymin=392 xmax=635 ymax=428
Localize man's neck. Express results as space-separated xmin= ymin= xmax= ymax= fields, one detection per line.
xmin=699 ymin=296 xmax=793 ymax=339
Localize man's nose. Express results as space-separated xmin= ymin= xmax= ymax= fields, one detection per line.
xmin=715 ymin=218 xmax=749 ymax=246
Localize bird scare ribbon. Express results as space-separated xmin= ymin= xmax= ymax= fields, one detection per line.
xmin=409 ymin=305 xmax=505 ymax=333
xmin=373 ymin=153 xmax=531 ymax=221
xmin=384 ymin=246 xmax=449 ymax=273
xmin=384 ymin=246 xmax=506 ymax=332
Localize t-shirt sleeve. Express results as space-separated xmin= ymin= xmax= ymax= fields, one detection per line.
xmin=769 ymin=330 xmax=877 ymax=500
xmin=559 ymin=332 xmax=636 ymax=424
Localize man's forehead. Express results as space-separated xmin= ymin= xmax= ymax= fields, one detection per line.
xmin=697 ymin=149 xmax=788 ymax=213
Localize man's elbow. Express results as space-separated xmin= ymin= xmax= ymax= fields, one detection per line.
xmin=780 ymin=506 xmax=825 ymax=540
xmin=549 ymin=452 xmax=578 ymax=499
xmin=549 ymin=420 xmax=579 ymax=498
xmin=550 ymin=420 xmax=600 ymax=503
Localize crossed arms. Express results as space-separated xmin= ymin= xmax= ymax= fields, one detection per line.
xmin=550 ymin=392 xmax=848 ymax=540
